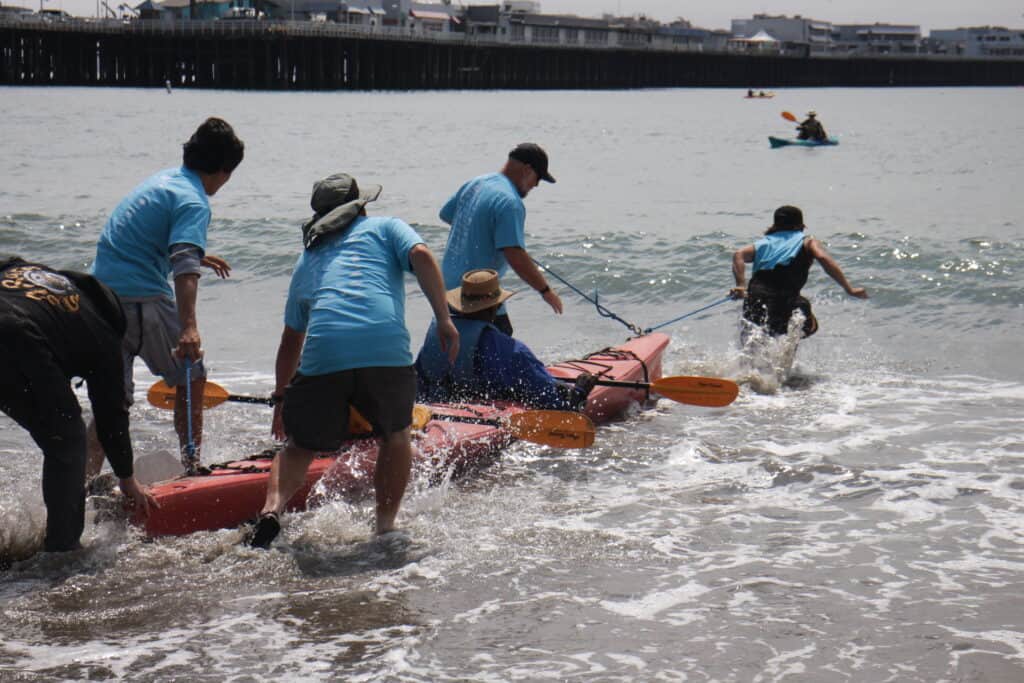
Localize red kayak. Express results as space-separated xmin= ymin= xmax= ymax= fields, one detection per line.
xmin=132 ymin=333 xmax=670 ymax=537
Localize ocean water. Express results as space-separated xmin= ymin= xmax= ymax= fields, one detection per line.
xmin=1 ymin=86 xmax=1022 ymax=681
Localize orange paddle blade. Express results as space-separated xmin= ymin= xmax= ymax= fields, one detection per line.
xmin=335 ymin=405 xmax=432 ymax=435
xmin=508 ymin=410 xmax=595 ymax=449
xmin=411 ymin=404 xmax=433 ymax=431
xmin=650 ymin=376 xmax=739 ymax=408
xmin=781 ymin=111 xmax=798 ymax=122
xmin=146 ymin=380 xmax=230 ymax=410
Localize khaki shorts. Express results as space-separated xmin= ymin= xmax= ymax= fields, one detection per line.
xmin=282 ymin=366 xmax=416 ymax=451
xmin=120 ymin=296 xmax=207 ymax=404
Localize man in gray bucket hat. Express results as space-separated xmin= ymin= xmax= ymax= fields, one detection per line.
xmin=301 ymin=172 xmax=383 ymax=250
xmin=249 ymin=173 xmax=458 ymax=549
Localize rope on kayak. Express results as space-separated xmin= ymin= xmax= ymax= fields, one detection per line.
xmin=642 ymin=296 xmax=734 ymax=334
xmin=533 ymin=258 xmax=644 ymax=337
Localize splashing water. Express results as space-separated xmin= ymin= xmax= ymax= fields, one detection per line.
xmin=730 ymin=312 xmax=806 ymax=394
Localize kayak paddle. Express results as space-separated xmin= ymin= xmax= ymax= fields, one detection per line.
xmin=559 ymin=375 xmax=739 ymax=408
xmin=781 ymin=111 xmax=798 ymax=122
xmin=147 ymin=382 xmax=593 ymax=443
xmin=148 ymin=379 xmax=269 ymax=409
xmin=431 ymin=409 xmax=595 ymax=449
xmin=146 ymin=380 xmax=432 ymax=431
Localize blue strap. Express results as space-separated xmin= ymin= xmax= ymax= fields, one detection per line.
xmin=183 ymin=358 xmax=197 ymax=474
xmin=643 ymin=296 xmax=734 ymax=334
xmin=534 ymin=258 xmax=644 ymax=337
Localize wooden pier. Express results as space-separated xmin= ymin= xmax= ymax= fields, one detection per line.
xmin=2 ymin=17 xmax=1022 ymax=90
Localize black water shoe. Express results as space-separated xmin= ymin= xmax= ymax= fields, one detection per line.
xmin=247 ymin=512 xmax=281 ymax=549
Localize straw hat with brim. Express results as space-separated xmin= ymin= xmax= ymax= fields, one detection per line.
xmin=447 ymin=269 xmax=517 ymax=314
xmin=301 ymin=173 xmax=382 ymax=250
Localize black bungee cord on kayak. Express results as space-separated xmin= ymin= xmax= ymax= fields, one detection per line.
xmin=533 ymin=258 xmax=644 ymax=337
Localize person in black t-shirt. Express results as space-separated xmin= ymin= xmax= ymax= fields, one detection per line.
xmin=0 ymin=256 xmax=157 ymax=554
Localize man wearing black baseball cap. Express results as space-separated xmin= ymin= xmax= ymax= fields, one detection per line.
xmin=437 ymin=142 xmax=562 ymax=337
xmin=507 ymin=142 xmax=556 ymax=184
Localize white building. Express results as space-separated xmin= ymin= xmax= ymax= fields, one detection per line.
xmin=833 ymin=23 xmax=922 ymax=55
xmin=928 ymin=26 xmax=1024 ymax=58
xmin=731 ymin=13 xmax=833 ymax=55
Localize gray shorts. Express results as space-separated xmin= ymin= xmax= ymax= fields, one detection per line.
xmin=120 ymin=295 xmax=206 ymax=404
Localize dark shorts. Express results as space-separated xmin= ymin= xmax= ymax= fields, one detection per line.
xmin=743 ymin=293 xmax=818 ymax=338
xmin=281 ymin=365 xmax=417 ymax=451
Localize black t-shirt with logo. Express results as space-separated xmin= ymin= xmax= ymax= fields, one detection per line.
xmin=0 ymin=257 xmax=133 ymax=477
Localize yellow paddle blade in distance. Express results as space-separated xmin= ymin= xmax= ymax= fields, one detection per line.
xmin=146 ymin=380 xmax=231 ymax=410
xmin=349 ymin=404 xmax=431 ymax=435
xmin=412 ymin=404 xmax=433 ymax=430
xmin=348 ymin=407 xmax=373 ymax=435
xmin=650 ymin=376 xmax=739 ymax=408
xmin=507 ymin=410 xmax=596 ymax=449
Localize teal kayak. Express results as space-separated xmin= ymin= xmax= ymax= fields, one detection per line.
xmin=769 ymin=136 xmax=839 ymax=148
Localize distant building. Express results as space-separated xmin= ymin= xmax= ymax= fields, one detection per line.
xmin=380 ymin=0 xmax=458 ymax=31
xmin=655 ymin=21 xmax=718 ymax=51
xmin=927 ymin=26 xmax=1024 ymax=58
xmin=154 ymin=0 xmax=255 ymax=21
xmin=832 ymin=23 xmax=922 ymax=55
xmin=0 ymin=3 xmax=33 ymax=17
xmin=731 ymin=13 xmax=833 ymax=55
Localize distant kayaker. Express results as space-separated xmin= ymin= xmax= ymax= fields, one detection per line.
xmin=415 ymin=269 xmax=597 ymax=409
xmin=0 ymin=256 xmax=157 ymax=555
xmin=729 ymin=206 xmax=868 ymax=338
xmin=439 ymin=143 xmax=563 ymax=337
xmin=89 ymin=117 xmax=245 ymax=475
xmin=248 ymin=173 xmax=458 ymax=549
xmin=796 ymin=111 xmax=828 ymax=142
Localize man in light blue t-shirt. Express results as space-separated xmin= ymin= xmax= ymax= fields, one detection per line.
xmin=88 ymin=117 xmax=244 ymax=476
xmin=249 ymin=173 xmax=458 ymax=550
xmin=439 ymin=143 xmax=563 ymax=337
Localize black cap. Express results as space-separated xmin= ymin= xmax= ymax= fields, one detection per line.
xmin=772 ymin=205 xmax=804 ymax=230
xmin=508 ymin=143 xmax=556 ymax=183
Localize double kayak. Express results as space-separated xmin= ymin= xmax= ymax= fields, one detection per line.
xmin=131 ymin=333 xmax=671 ymax=537
xmin=769 ymin=136 xmax=839 ymax=148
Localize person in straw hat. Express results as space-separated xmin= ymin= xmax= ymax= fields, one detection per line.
xmin=416 ymin=269 xmax=596 ymax=409
xmin=730 ymin=205 xmax=868 ymax=339
xmin=249 ymin=173 xmax=458 ymax=549
xmin=796 ymin=111 xmax=828 ymax=142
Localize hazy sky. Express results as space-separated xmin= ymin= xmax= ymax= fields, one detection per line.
xmin=20 ymin=0 xmax=1024 ymax=32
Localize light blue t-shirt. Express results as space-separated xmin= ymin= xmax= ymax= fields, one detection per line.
xmin=439 ymin=173 xmax=526 ymax=310
xmin=93 ymin=167 xmax=210 ymax=298
xmin=753 ymin=230 xmax=806 ymax=273
xmin=284 ymin=216 xmax=424 ymax=376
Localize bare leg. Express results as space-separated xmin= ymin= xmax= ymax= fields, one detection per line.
xmin=374 ymin=427 xmax=413 ymax=534
xmin=261 ymin=440 xmax=315 ymax=516
xmin=173 ymin=376 xmax=205 ymax=460
xmin=85 ymin=419 xmax=105 ymax=479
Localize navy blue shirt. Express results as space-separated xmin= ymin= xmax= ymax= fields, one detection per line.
xmin=416 ymin=317 xmax=582 ymax=410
